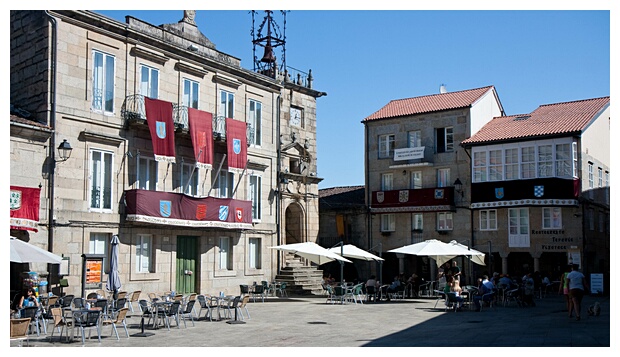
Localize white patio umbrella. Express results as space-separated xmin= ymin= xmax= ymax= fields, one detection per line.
xmin=447 ymin=240 xmax=486 ymax=266
xmin=328 ymin=244 xmax=384 ymax=261
xmin=10 ymin=236 xmax=63 ymax=264
xmin=106 ymin=234 xmax=122 ymax=296
xmin=387 ymin=239 xmax=479 ymax=267
xmin=269 ymin=242 xmax=352 ymax=266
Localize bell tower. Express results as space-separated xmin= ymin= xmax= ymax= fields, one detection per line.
xmin=252 ymin=10 xmax=287 ymax=79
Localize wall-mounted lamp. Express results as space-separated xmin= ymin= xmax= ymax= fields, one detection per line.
xmin=57 ymin=139 xmax=73 ymax=162
xmin=453 ymin=178 xmax=463 ymax=197
xmin=402 ymin=170 xmax=407 ymax=176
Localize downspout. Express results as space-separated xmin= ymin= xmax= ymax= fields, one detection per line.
xmin=363 ymin=121 xmax=374 ymax=278
xmin=275 ymin=94 xmax=282 ymax=276
xmin=44 ymin=11 xmax=58 ymax=255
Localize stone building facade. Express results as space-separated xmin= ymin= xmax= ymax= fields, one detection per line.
xmin=10 ymin=10 xmax=325 ymax=297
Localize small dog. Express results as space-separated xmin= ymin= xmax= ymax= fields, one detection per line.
xmin=587 ymin=301 xmax=601 ymax=316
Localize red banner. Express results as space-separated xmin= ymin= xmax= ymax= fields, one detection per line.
xmin=10 ymin=185 xmax=41 ymax=232
xmin=225 ymin=118 xmax=247 ymax=172
xmin=188 ymin=108 xmax=213 ymax=169
xmin=144 ymin=97 xmax=176 ymax=163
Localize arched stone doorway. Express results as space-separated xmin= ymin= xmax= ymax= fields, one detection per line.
xmin=284 ymin=202 xmax=305 ymax=244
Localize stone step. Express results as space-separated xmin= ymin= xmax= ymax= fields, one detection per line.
xmin=277 ymin=254 xmax=326 ymax=295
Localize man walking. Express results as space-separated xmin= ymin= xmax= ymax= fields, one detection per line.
xmin=567 ymin=264 xmax=589 ymax=321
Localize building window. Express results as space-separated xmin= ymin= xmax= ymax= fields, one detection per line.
xmin=504 ymin=148 xmax=519 ymax=180
xmin=381 ymin=173 xmax=393 ymax=191
xmin=537 ymin=145 xmax=553 ymax=177
xmin=436 ymin=127 xmax=453 ymax=153
xmin=411 ymin=171 xmax=422 ymax=189
xmin=136 ymin=234 xmax=152 ymax=273
xmin=508 ymin=208 xmax=530 ymax=247
xmin=248 ymin=100 xmax=262 ymax=146
xmin=181 ymin=162 xmax=199 ymax=196
xmin=137 ymin=156 xmax=158 ymax=191
xmin=437 ymin=168 xmax=450 ymax=188
xmin=555 ymin=143 xmax=572 ymax=178
xmin=219 ymin=90 xmax=234 ymax=118
xmin=521 ymin=146 xmax=536 ymax=179
xmin=598 ymin=167 xmax=603 ymax=188
xmin=219 ymin=237 xmax=233 ymax=270
xmin=473 ymin=151 xmax=487 ymax=182
xmin=489 ymin=149 xmax=503 ymax=181
xmin=214 ymin=170 xmax=234 ymax=198
xmin=605 ymin=171 xmax=609 ymax=187
xmin=437 ymin=212 xmax=453 ymax=231
xmin=89 ymin=149 xmax=113 ymax=211
xmin=412 ymin=213 xmax=423 ymax=231
xmin=248 ymin=237 xmax=261 ymax=269
xmin=140 ymin=64 xmax=159 ymax=99
xmin=378 ymin=134 xmax=395 ymax=159
xmin=89 ymin=233 xmax=109 ymax=272
xmin=182 ymin=78 xmax=199 ymax=109
xmin=542 ymin=207 xmax=562 ymax=229
xmin=92 ymin=50 xmax=115 ymax=113
xmin=479 ymin=210 xmax=497 ymax=231
xmin=588 ymin=208 xmax=594 ymax=230
xmin=598 ymin=211 xmax=604 ymax=233
xmin=249 ymin=174 xmax=261 ymax=221
xmin=408 ymin=130 xmax=422 ymax=148
xmin=572 ymin=142 xmax=579 ymax=177
xmin=380 ymin=214 xmax=395 ymax=232
xmin=588 ymin=162 xmax=594 ymax=189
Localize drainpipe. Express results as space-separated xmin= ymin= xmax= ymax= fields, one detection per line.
xmin=275 ymin=94 xmax=282 ymax=276
xmin=44 ymin=11 xmax=58 ymax=255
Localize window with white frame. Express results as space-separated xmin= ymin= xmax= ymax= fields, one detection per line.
xmin=181 ymin=162 xmax=199 ymax=196
xmin=437 ymin=168 xmax=450 ymax=187
xmin=89 ymin=149 xmax=113 ymax=211
xmin=436 ymin=127 xmax=453 ymax=153
xmin=89 ymin=232 xmax=109 ymax=272
xmin=219 ymin=237 xmax=233 ymax=270
xmin=489 ymin=149 xmax=503 ymax=181
xmin=182 ymin=78 xmax=199 ymax=109
xmin=139 ymin=64 xmax=159 ymax=99
xmin=598 ymin=167 xmax=603 ymax=188
xmin=537 ymin=144 xmax=553 ymax=177
xmin=572 ymin=142 xmax=578 ymax=177
xmin=381 ymin=173 xmax=393 ymax=191
xmin=378 ymin=134 xmax=395 ymax=159
xmin=92 ymin=50 xmax=115 ymax=113
xmin=542 ymin=207 xmax=562 ymax=229
xmin=598 ymin=211 xmax=604 ymax=233
xmin=508 ymin=208 xmax=530 ymax=247
xmin=521 ymin=146 xmax=536 ymax=179
xmin=248 ymin=99 xmax=262 ymax=146
xmin=249 ymin=174 xmax=261 ymax=221
xmin=137 ymin=156 xmax=158 ymax=190
xmin=555 ymin=143 xmax=572 ymax=178
xmin=437 ymin=212 xmax=453 ymax=231
xmin=214 ymin=170 xmax=234 ymax=198
xmin=588 ymin=162 xmax=594 ymax=189
xmin=504 ymin=148 xmax=519 ymax=180
xmin=605 ymin=171 xmax=609 ymax=187
xmin=408 ymin=130 xmax=422 ymax=147
xmin=410 ymin=171 xmax=422 ymax=189
xmin=473 ymin=151 xmax=487 ymax=182
xmin=219 ymin=90 xmax=234 ymax=118
xmin=479 ymin=210 xmax=497 ymax=231
xmin=380 ymin=214 xmax=395 ymax=232
xmin=136 ymin=234 xmax=152 ymax=273
xmin=412 ymin=213 xmax=423 ymax=231
xmin=248 ymin=237 xmax=261 ymax=269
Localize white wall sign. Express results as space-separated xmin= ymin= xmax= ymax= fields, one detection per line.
xmin=394 ymin=147 xmax=425 ymax=161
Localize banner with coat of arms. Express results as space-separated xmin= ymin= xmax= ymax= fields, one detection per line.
xmin=225 ymin=118 xmax=247 ymax=173
xmin=144 ymin=97 xmax=176 ymax=163
xmin=188 ymin=108 xmax=213 ymax=169
xmin=10 ymin=185 xmax=41 ymax=232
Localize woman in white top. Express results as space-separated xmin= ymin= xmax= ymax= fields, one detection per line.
xmin=566 ymin=264 xmax=589 ymax=321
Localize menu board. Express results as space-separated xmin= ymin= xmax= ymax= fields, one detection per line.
xmin=85 ymin=259 xmax=102 ymax=285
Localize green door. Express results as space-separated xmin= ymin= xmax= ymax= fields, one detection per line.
xmin=176 ymin=236 xmax=198 ymax=294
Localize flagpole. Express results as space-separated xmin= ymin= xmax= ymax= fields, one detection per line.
xmin=207 ymin=154 xmax=227 ymax=197
xmin=184 ymin=149 xmax=202 ymax=194
xmin=231 ymin=159 xmax=250 ymax=197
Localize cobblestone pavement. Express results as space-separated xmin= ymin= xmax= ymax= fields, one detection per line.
xmin=12 ymin=292 xmax=610 ymax=349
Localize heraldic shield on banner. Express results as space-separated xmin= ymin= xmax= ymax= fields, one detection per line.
xmin=534 ymin=185 xmax=544 ymax=197
xmin=376 ymin=192 xmax=384 ymax=203
xmin=495 ymin=187 xmax=504 ymax=199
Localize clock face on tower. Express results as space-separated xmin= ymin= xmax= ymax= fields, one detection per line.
xmin=290 ymin=107 xmax=302 ymax=127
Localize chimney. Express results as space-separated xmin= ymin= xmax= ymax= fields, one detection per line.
xmin=439 ymin=84 xmax=447 ymax=94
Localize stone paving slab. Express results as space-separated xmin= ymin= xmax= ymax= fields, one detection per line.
xmin=12 ymin=293 xmax=610 ymax=348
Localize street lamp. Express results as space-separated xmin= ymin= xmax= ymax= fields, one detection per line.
xmin=331 ymin=241 xmax=345 ymax=284
xmin=369 ymin=242 xmax=383 ymax=284
xmin=457 ymin=239 xmax=472 ymax=285
xmin=57 ymin=139 xmax=73 ymax=162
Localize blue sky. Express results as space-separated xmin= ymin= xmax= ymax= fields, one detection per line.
xmin=95 ymin=8 xmax=611 ymax=189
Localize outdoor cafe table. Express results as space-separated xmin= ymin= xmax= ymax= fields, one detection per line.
xmin=149 ymin=300 xmax=172 ymax=329
xmin=212 ymin=295 xmax=234 ymax=321
xmin=62 ymin=307 xmax=102 ymax=342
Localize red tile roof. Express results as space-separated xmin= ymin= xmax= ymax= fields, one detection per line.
xmin=462 ymin=96 xmax=610 ymax=145
xmin=363 ymin=86 xmax=495 ymax=122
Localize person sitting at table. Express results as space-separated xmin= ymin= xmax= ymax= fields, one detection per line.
xmin=473 ymin=276 xmax=494 ymax=311
xmin=323 ymin=273 xmax=335 ymax=286
xmin=449 ymin=278 xmax=465 ymax=309
xmin=385 ymin=276 xmax=401 ymax=301
xmin=366 ymin=275 xmax=379 ymax=289
xmin=18 ymin=288 xmax=39 ymax=309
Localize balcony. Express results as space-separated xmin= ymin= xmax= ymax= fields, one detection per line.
xmin=370 ymin=186 xmax=455 ymax=213
xmin=123 ymin=189 xmax=253 ymax=229
xmin=122 ymin=94 xmax=254 ymax=144
xmin=470 ymin=177 xmax=580 ymax=209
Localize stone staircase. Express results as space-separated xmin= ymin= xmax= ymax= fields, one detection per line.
xmin=274 ymin=253 xmax=325 ymax=295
